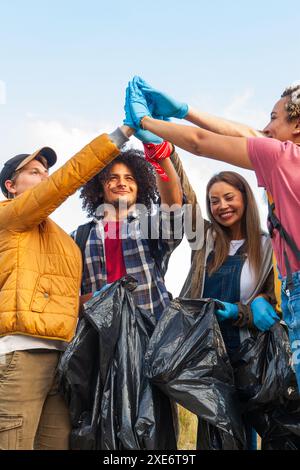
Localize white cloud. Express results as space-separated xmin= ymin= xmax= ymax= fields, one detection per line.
xmin=0 ymin=80 xmax=6 ymax=105
xmin=223 ymin=89 xmax=254 ymax=116
xmin=223 ymin=90 xmax=269 ymax=131
xmin=22 ymin=117 xmax=115 ymax=232
xmin=222 ymin=96 xmax=269 ymax=130
xmin=25 ymin=117 xmax=114 ymax=162
xmin=191 ymin=88 xmax=269 ymax=131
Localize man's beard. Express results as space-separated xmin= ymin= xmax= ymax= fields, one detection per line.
xmin=111 ymin=197 xmax=134 ymax=211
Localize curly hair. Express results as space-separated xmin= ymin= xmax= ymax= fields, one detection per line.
xmin=80 ymin=149 xmax=158 ymax=217
xmin=281 ymin=81 xmax=300 ymax=121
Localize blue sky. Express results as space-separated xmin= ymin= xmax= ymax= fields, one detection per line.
xmin=0 ymin=0 xmax=299 ymax=294
xmin=1 ymin=0 xmax=299 ymax=124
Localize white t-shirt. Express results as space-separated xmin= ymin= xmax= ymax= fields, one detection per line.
xmin=0 ymin=335 xmax=67 ymax=355
xmin=229 ymin=235 xmax=268 ymax=303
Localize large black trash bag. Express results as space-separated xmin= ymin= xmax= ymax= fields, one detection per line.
xmin=145 ymin=298 xmax=247 ymax=450
xmin=231 ymin=322 xmax=300 ymax=450
xmin=58 ymin=276 xmax=177 ymax=450
xmin=58 ymin=318 xmax=101 ymax=449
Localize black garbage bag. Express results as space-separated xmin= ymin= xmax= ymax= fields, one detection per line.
xmin=58 ymin=318 xmax=101 ymax=449
xmin=145 ymin=297 xmax=247 ymax=450
xmin=231 ymin=322 xmax=300 ymax=450
xmin=58 ymin=276 xmax=177 ymax=450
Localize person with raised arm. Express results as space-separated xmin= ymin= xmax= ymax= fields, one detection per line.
xmin=126 ymin=77 xmax=300 ymax=392
xmin=0 ymin=123 xmax=134 ymax=450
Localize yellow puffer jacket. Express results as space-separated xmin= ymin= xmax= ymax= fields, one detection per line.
xmin=0 ymin=133 xmax=119 ymax=342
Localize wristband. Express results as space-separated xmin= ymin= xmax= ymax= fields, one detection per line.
xmin=143 ymin=141 xmax=173 ymax=162
xmin=143 ymin=141 xmax=173 ymax=181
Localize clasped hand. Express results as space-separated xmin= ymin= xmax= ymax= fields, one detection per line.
xmin=123 ymin=76 xmax=188 ymax=143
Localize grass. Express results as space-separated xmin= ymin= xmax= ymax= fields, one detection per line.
xmin=177 ymin=405 xmax=261 ymax=450
xmin=177 ymin=405 xmax=198 ymax=450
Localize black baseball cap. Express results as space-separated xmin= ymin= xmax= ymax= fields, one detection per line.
xmin=0 ymin=147 xmax=57 ymax=198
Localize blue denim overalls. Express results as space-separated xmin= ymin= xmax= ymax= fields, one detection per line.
xmin=267 ymin=199 xmax=300 ymax=392
xmin=202 ymin=245 xmax=257 ymax=450
xmin=280 ymin=271 xmax=300 ymax=392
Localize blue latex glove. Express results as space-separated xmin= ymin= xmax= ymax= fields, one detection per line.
xmin=135 ymin=128 xmax=163 ymax=144
xmin=123 ymin=85 xmax=163 ymax=144
xmin=135 ymin=75 xmax=189 ymax=119
xmin=250 ymin=297 xmax=280 ymax=332
xmin=215 ymin=300 xmax=238 ymax=322
xmin=125 ymin=79 xmax=152 ymax=129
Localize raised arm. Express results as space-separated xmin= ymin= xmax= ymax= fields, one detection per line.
xmin=126 ymin=77 xmax=253 ymax=170
xmin=170 ymin=150 xmax=197 ymax=206
xmin=155 ymin=157 xmax=183 ymax=207
xmin=0 ymin=126 xmax=133 ymax=231
xmin=140 ymin=117 xmax=253 ymax=170
xmin=186 ymin=107 xmax=264 ymax=138
xmin=170 ymin=150 xmax=203 ymax=236
xmin=133 ymin=75 xmax=264 ymax=138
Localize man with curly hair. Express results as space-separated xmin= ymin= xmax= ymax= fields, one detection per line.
xmin=72 ymin=142 xmax=183 ymax=321
xmin=126 ymin=77 xmax=300 ymax=391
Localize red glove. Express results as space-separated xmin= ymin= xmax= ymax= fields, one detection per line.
xmin=143 ymin=141 xmax=173 ymax=181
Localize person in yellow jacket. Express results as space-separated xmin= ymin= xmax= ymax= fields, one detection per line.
xmin=0 ymin=125 xmax=133 ymax=450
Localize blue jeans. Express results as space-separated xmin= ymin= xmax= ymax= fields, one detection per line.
xmin=281 ymin=270 xmax=300 ymax=393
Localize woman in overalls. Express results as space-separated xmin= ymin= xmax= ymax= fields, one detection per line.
xmin=170 ymin=156 xmax=279 ymax=449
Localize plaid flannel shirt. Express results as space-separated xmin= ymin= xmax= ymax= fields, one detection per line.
xmin=71 ymin=204 xmax=184 ymax=319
